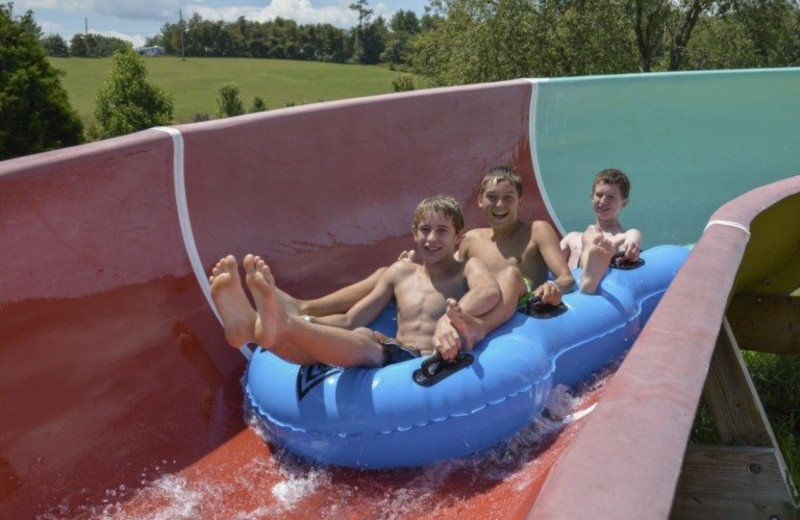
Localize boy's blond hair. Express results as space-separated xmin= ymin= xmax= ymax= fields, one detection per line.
xmin=412 ymin=194 xmax=465 ymax=234
xmin=479 ymin=166 xmax=523 ymax=197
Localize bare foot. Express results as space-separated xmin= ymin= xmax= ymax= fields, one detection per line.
xmin=209 ymin=255 xmax=257 ymax=348
xmin=244 ymin=254 xmax=288 ymax=350
xmin=445 ymin=298 xmax=484 ymax=351
xmin=580 ymin=235 xmax=614 ymax=294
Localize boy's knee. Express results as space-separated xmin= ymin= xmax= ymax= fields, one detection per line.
xmin=497 ymin=265 xmax=523 ymax=283
xmin=354 ymin=326 xmax=373 ymax=337
xmin=496 ymin=266 xmax=526 ymax=297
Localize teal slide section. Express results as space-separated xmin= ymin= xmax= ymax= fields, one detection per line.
xmin=533 ymin=68 xmax=800 ymax=246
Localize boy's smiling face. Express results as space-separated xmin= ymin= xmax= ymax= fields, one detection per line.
xmin=413 ymin=210 xmax=461 ymax=264
xmin=591 ymin=181 xmax=627 ymax=222
xmin=478 ymin=179 xmax=522 ymax=228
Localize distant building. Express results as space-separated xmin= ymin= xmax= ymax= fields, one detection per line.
xmin=137 ymin=46 xmax=165 ymax=57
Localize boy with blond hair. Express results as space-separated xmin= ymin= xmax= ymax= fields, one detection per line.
xmin=209 ymin=195 xmax=500 ymax=367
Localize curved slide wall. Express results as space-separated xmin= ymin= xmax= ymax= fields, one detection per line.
xmin=0 ymin=81 xmax=541 ymax=518
xmin=1 ymin=69 xmax=799 ymax=518
xmin=531 ymin=68 xmax=800 ymax=245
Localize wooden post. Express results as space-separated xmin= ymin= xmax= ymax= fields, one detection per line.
xmin=726 ymin=294 xmax=800 ymax=355
xmin=671 ymin=318 xmax=798 ymax=519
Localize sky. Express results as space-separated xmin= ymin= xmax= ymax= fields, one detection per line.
xmin=12 ymin=0 xmax=431 ymax=48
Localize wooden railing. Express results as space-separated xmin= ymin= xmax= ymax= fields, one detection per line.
xmin=523 ymin=175 xmax=800 ymax=520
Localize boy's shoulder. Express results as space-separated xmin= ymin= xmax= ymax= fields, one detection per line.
xmin=529 ymin=219 xmax=561 ymax=241
xmin=463 ymin=227 xmax=493 ymax=238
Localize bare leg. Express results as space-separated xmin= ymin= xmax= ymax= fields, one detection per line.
xmin=579 ymin=234 xmax=614 ymax=294
xmin=296 ymin=267 xmax=387 ymax=317
xmin=445 ymin=266 xmax=526 ymax=349
xmin=208 ymin=255 xmax=256 ymax=349
xmin=445 ymin=299 xmax=484 ymax=351
xmin=245 ymin=254 xmax=386 ymax=367
xmin=297 ymin=251 xmax=413 ymax=317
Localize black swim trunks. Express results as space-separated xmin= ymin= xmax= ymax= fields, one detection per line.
xmin=373 ymin=332 xmax=421 ymax=366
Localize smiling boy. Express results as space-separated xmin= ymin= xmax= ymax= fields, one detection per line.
xmin=560 ymin=168 xmax=642 ymax=293
xmin=209 ymin=195 xmax=500 ymax=367
xmin=451 ymin=167 xmax=576 ymax=338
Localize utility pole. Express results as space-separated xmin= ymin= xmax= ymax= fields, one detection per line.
xmin=84 ymin=17 xmax=89 ymax=57
xmin=179 ymin=9 xmax=185 ymax=61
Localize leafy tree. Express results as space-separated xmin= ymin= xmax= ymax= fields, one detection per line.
xmin=350 ymin=0 xmax=374 ymax=32
xmin=383 ymin=10 xmax=421 ymax=66
xmin=413 ymin=0 xmax=800 ymax=84
xmin=349 ymin=0 xmax=386 ymax=64
xmin=41 ymin=33 xmax=68 ymax=56
xmin=250 ymin=96 xmax=267 ymax=113
xmin=390 ymin=9 xmax=420 ymax=34
xmin=94 ymin=47 xmax=173 ymax=138
xmin=356 ymin=15 xmax=388 ymax=64
xmin=391 ymin=74 xmax=415 ymax=92
xmin=216 ymin=82 xmax=245 ymax=118
xmin=0 ymin=4 xmax=83 ymax=159
xmin=70 ymin=33 xmax=130 ymax=57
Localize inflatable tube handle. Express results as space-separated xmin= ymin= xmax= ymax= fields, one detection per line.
xmin=610 ymin=251 xmax=646 ymax=270
xmin=413 ymin=352 xmax=474 ymax=387
xmin=526 ymin=295 xmax=569 ymax=319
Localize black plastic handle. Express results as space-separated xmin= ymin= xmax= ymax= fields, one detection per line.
xmin=413 ymin=351 xmax=473 ymax=387
xmin=610 ymin=251 xmax=645 ymax=270
xmin=525 ymin=294 xmax=568 ymax=319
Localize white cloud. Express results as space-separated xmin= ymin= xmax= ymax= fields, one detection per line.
xmin=97 ymin=29 xmax=147 ymax=47
xmin=189 ymin=0 xmax=357 ymax=28
xmin=38 ymin=20 xmax=65 ymax=35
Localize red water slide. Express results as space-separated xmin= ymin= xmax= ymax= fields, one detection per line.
xmin=2 ymin=81 xmax=589 ymax=519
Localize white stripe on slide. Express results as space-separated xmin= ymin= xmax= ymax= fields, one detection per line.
xmin=704 ymin=219 xmax=751 ymax=236
xmin=154 ymin=126 xmax=252 ymax=361
xmin=526 ymin=78 xmax=565 ymax=235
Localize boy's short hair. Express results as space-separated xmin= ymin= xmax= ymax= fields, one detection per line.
xmin=593 ymin=168 xmax=631 ymax=199
xmin=480 ymin=166 xmax=523 ymax=197
xmin=412 ymin=194 xmax=465 ymax=234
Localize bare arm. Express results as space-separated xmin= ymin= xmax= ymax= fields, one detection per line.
xmin=619 ymin=228 xmax=643 ymax=261
xmin=560 ymin=231 xmax=582 ymax=267
xmin=455 ymin=230 xmax=476 ymax=262
xmin=533 ymin=222 xmax=576 ymax=303
xmin=313 ymin=263 xmax=399 ymax=329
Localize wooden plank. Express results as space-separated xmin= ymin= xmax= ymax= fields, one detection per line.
xmin=671 ymin=446 xmax=797 ymax=520
xmin=727 ymin=294 xmax=800 ymax=354
xmin=702 ymin=319 xmax=774 ymax=446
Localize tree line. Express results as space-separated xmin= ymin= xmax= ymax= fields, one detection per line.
xmin=33 ymin=0 xmax=800 ymax=76
xmin=146 ymin=3 xmax=433 ymax=67
xmin=39 ymin=2 xmax=432 ymax=68
xmin=414 ymin=0 xmax=800 ymax=85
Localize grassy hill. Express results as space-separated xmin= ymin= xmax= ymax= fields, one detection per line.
xmin=49 ymin=57 xmax=414 ymax=126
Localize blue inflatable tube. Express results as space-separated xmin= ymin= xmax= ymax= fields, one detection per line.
xmin=245 ymin=244 xmax=689 ymax=469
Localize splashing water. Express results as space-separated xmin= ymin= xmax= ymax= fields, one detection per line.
xmin=38 ymin=365 xmax=615 ymax=520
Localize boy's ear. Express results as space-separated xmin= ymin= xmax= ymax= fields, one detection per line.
xmin=622 ymin=198 xmax=629 ymax=207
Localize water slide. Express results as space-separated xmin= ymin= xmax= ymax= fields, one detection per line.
xmin=2 ymin=68 xmax=799 ymax=519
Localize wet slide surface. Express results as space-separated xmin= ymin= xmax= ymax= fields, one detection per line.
xmin=45 ymin=380 xmax=608 ymax=519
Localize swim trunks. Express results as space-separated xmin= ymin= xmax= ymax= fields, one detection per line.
xmin=517 ymin=275 xmax=536 ymax=311
xmin=373 ymin=332 xmax=422 ymax=366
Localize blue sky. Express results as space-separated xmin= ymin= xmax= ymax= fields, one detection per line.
xmin=13 ymin=0 xmax=431 ymax=48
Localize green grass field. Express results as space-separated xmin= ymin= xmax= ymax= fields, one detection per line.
xmin=49 ymin=57 xmax=413 ymax=125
